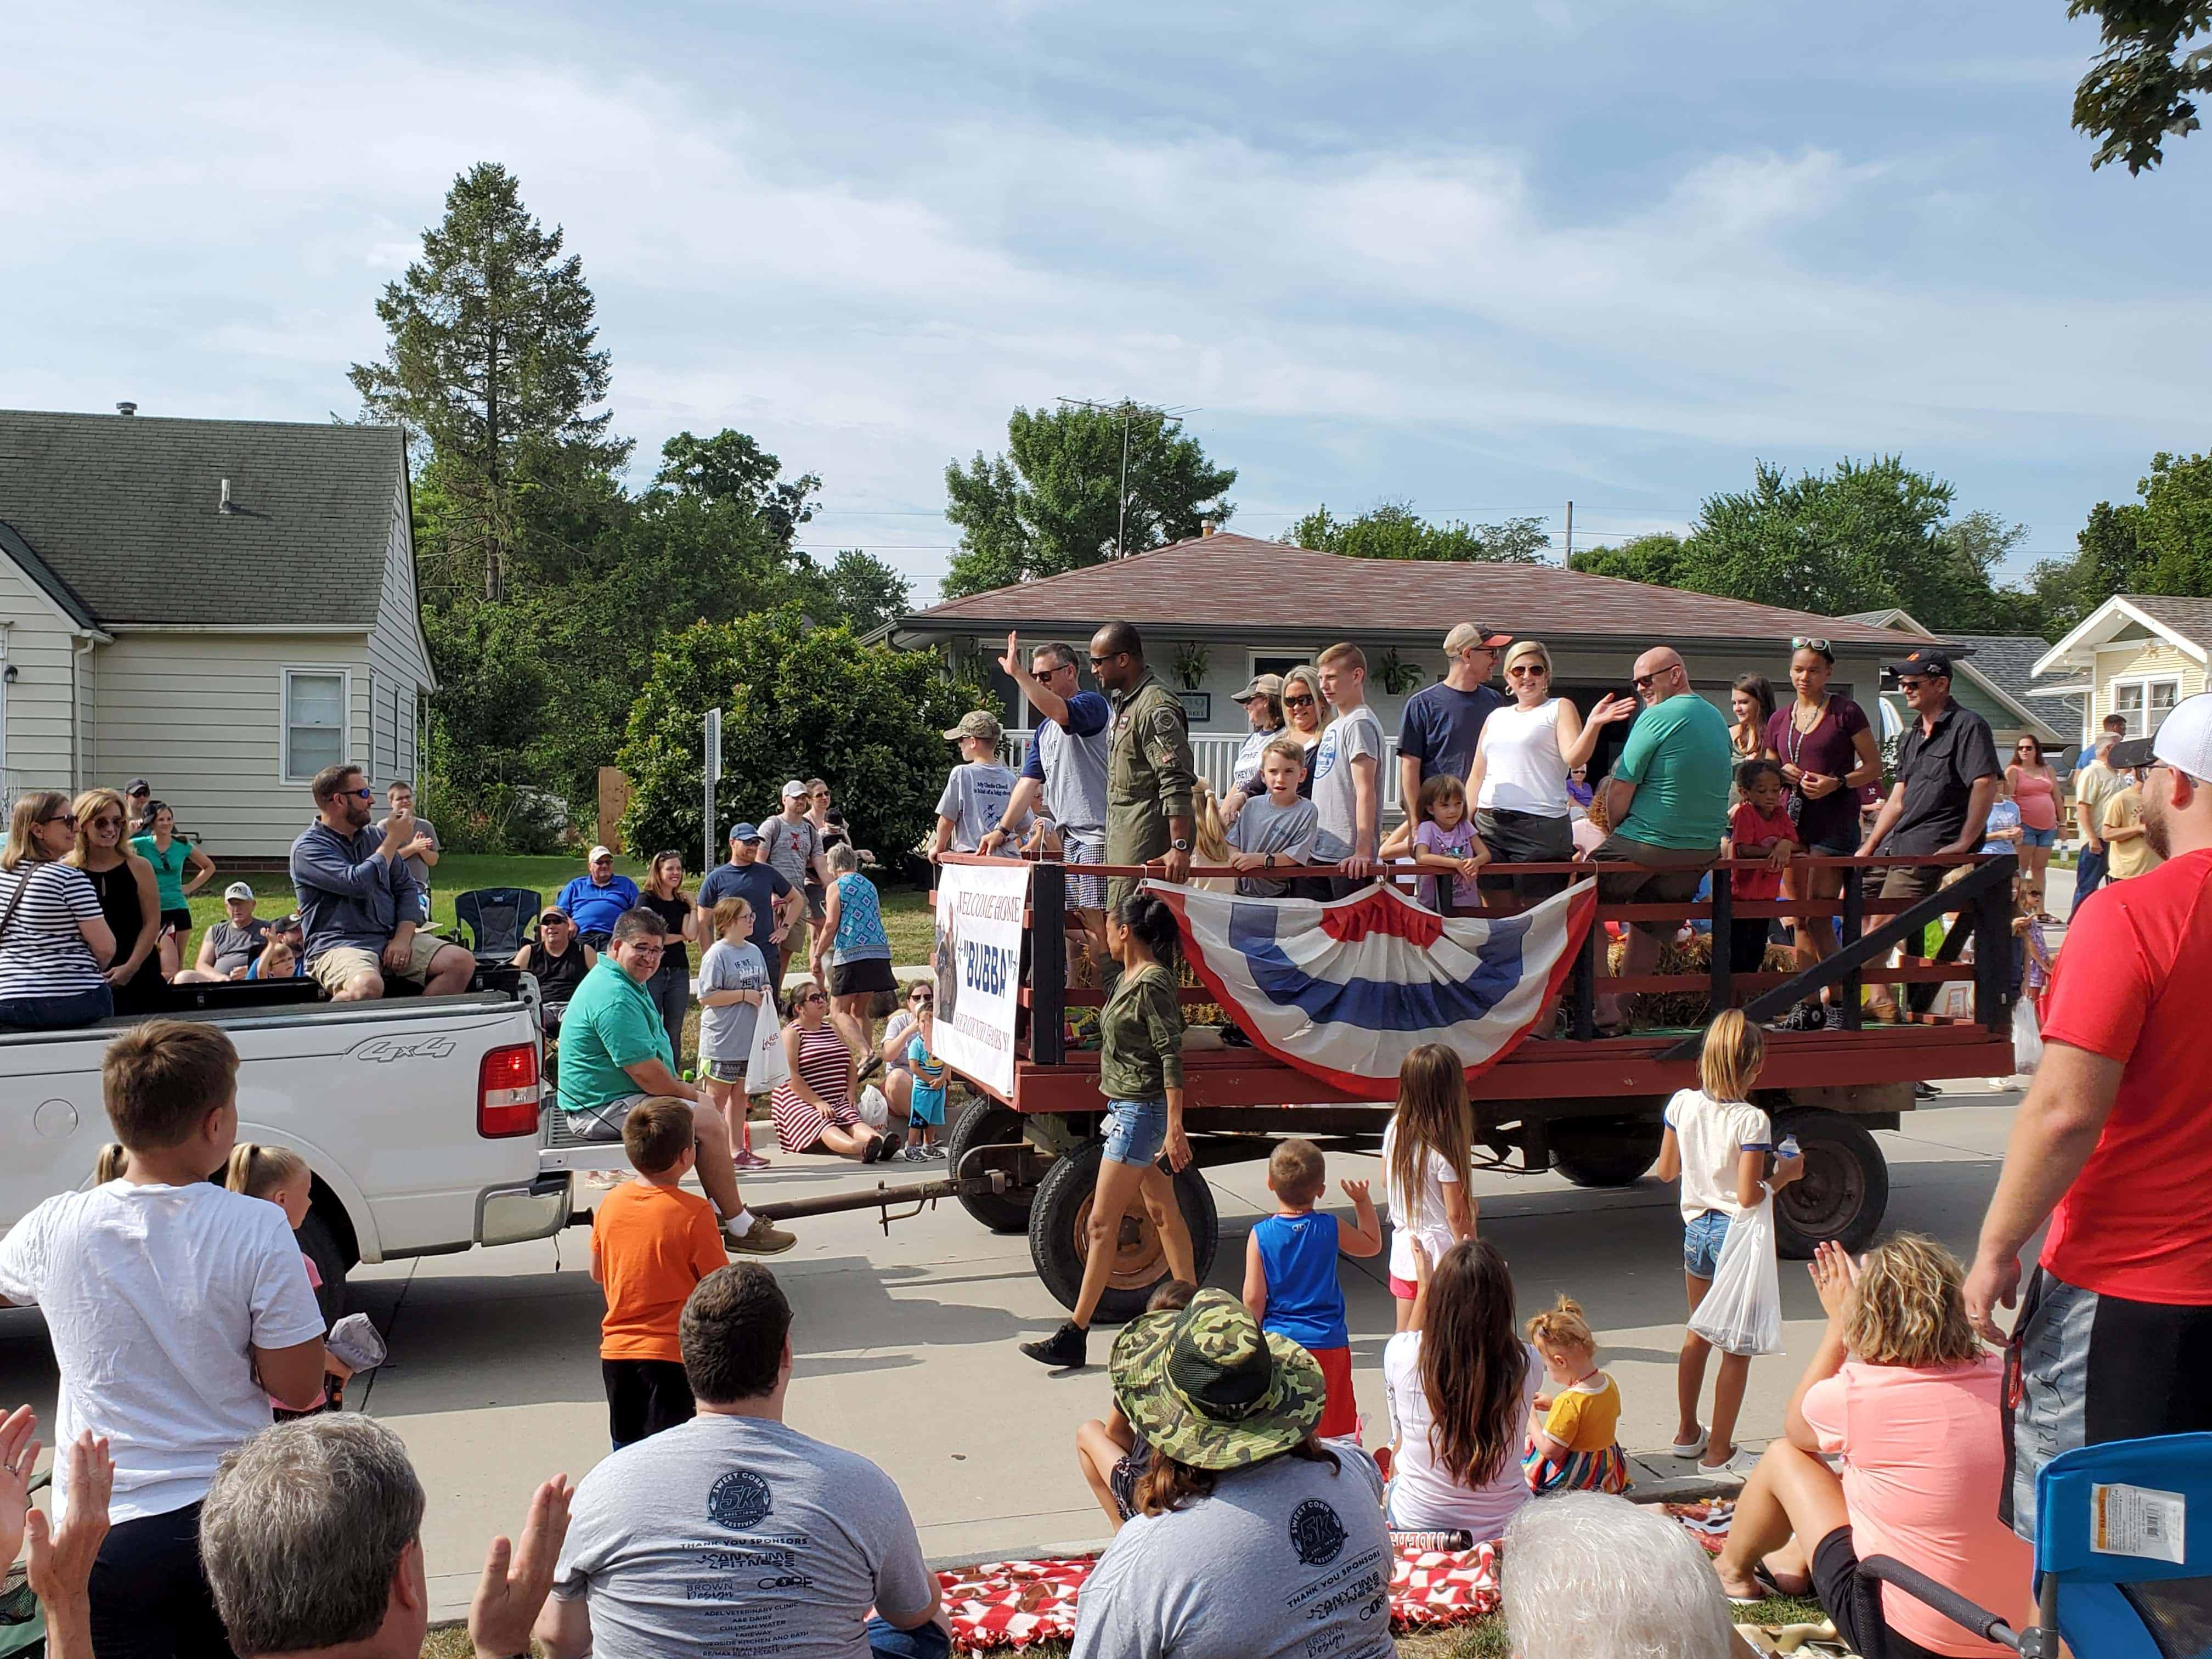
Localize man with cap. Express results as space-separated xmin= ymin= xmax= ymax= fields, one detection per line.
xmin=557 ymin=847 xmax=642 ymax=952
xmin=175 ymin=882 xmax=273 ymax=981
xmin=930 ymin=710 xmax=1030 ymax=862
xmin=984 ymin=634 xmax=1113 ymax=962
xmin=1967 ymin=692 xmax=2212 ymax=1537
xmin=1857 ymin=648 xmax=2002 ymax=1018
xmin=761 ymin=781 xmax=831 ymax=980
xmin=249 ymin=910 xmax=308 ymax=979
xmin=697 ymin=823 xmax=798 ymax=974
xmin=1216 ymin=671 xmax=1286 ymax=827
xmin=1070 ymin=1288 xmax=1390 ymax=1659
xmin=1093 ymin=621 xmax=1197 ymax=909
xmin=1397 ymin=622 xmax=1512 ymax=830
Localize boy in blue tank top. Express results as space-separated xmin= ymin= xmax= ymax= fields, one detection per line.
xmin=1243 ymin=1137 xmax=1384 ymax=1440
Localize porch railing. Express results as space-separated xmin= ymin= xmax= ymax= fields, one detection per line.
xmin=1003 ymin=729 xmax=1407 ymax=814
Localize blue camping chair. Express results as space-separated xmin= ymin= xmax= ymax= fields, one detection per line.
xmin=454 ymin=888 xmax=541 ymax=963
xmin=1865 ymin=1432 xmax=2212 ymax=1659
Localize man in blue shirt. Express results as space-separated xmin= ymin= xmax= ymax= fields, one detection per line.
xmin=984 ymin=633 xmax=1112 ymax=959
xmin=697 ymin=825 xmax=797 ymax=968
xmin=558 ymin=847 xmax=642 ymax=948
xmin=1397 ymin=622 xmax=1512 ymax=828
xmin=291 ymin=765 xmax=476 ymax=1001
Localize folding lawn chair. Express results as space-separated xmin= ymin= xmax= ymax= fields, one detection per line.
xmin=454 ymin=888 xmax=541 ymax=963
xmin=1865 ymin=1432 xmax=2212 ymax=1659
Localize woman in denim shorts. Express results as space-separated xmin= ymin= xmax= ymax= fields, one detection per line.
xmin=1019 ymin=891 xmax=1197 ymax=1370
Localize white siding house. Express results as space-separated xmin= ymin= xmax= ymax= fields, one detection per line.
xmin=0 ymin=409 xmax=436 ymax=857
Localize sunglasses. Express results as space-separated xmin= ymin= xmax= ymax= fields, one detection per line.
xmin=1897 ymin=678 xmax=1926 ymax=692
xmin=89 ymin=815 xmax=122 ymax=830
xmin=346 ymin=787 xmax=375 ymax=800
xmin=1283 ymin=693 xmax=1317 ymax=709
xmin=1087 ymin=651 xmax=1127 ymax=668
xmin=1791 ymin=636 xmax=1831 ymax=653
xmin=40 ymin=812 xmax=80 ymax=830
xmin=1631 ymin=672 xmax=1662 ymax=690
xmin=1508 ymin=663 xmax=1547 ymax=677
xmin=541 ymin=914 xmax=570 ymax=925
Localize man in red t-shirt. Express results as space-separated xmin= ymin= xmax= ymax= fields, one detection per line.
xmin=1967 ymin=691 xmax=2212 ymax=1538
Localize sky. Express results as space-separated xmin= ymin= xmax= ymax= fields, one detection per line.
xmin=5 ymin=2 xmax=2208 ymax=606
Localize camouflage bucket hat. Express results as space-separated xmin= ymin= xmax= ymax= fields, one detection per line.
xmin=1109 ymin=1288 xmax=1325 ymax=1471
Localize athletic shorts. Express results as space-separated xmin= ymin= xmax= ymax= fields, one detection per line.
xmin=700 ymin=1056 xmax=747 ymax=1085
xmin=1809 ymin=1526 xmax=1946 ymax=1659
xmin=830 ymin=957 xmax=896 ymax=998
xmin=1063 ymin=832 xmax=1108 ymax=911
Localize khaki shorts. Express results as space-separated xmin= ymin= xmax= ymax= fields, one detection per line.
xmin=1589 ymin=833 xmax=1718 ymax=937
xmin=309 ymin=931 xmax=447 ymax=994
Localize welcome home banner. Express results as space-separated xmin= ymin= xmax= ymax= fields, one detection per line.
xmin=933 ymin=860 xmax=1032 ymax=1098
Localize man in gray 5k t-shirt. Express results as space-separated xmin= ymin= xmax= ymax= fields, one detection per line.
xmin=544 ymin=1263 xmax=944 ymax=1658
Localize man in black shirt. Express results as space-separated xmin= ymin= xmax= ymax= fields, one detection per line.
xmin=1858 ymin=648 xmax=2002 ymax=1017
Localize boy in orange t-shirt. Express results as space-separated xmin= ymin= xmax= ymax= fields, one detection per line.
xmin=592 ymin=1096 xmax=731 ymax=1448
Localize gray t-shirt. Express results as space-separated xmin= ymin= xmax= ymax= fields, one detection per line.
xmin=935 ymin=763 xmax=1022 ymax=854
xmin=1225 ymin=794 xmax=1320 ymax=898
xmin=697 ymin=939 xmax=770 ymax=1063
xmin=372 ymin=815 xmax=439 ymax=895
xmin=203 ymin=918 xmax=270 ymax=976
xmin=759 ymin=815 xmax=823 ymax=894
xmin=1310 ymin=704 xmax=1385 ymax=854
xmin=552 ymin=1413 xmax=934 ymax=1659
xmin=1070 ymin=1446 xmax=1392 ymax=1659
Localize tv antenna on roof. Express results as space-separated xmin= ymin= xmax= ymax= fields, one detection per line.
xmin=1056 ymin=397 xmax=1200 ymax=558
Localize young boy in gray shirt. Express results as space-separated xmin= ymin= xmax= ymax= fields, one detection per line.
xmin=1225 ymin=737 xmax=1322 ymax=897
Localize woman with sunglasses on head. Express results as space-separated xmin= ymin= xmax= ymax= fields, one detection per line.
xmin=1762 ymin=639 xmax=1882 ymax=1031
xmin=65 ymin=787 xmax=163 ymax=1015
xmin=770 ymin=982 xmax=901 ymax=1163
xmin=0 ymin=793 xmax=116 ymax=1032
xmin=2004 ymin=735 xmax=2061 ymax=886
xmin=1465 ymin=641 xmax=1636 ymax=911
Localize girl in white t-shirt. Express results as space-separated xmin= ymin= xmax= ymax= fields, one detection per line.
xmin=1380 ymin=1045 xmax=1479 ymax=1331
xmin=1654 ymin=1011 xmax=1803 ymax=1476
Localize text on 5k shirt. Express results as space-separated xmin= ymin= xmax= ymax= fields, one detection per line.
xmin=936 ymin=761 xmax=1023 ymax=853
xmin=0 ymin=1181 xmax=324 ymax=1523
xmin=1311 ymin=704 xmax=1385 ymax=851
xmin=2036 ymin=847 xmax=2212 ymax=1303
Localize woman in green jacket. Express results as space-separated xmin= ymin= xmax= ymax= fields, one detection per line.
xmin=1021 ymin=889 xmax=1196 ymax=1369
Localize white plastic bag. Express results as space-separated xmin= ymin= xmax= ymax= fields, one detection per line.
xmin=1687 ymin=1196 xmax=1784 ymax=1356
xmin=746 ymin=1009 xmax=789 ymax=1095
xmin=2012 ymin=998 xmax=2044 ymax=1075
xmin=856 ymin=1083 xmax=890 ymax=1131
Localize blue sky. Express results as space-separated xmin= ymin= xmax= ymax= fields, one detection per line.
xmin=5 ymin=2 xmax=2206 ymax=605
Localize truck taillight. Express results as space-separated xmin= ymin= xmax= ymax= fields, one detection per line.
xmin=478 ymin=1043 xmax=541 ymax=1138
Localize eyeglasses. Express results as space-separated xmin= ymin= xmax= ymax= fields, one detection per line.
xmin=1791 ymin=637 xmax=1831 ymax=653
xmin=627 ymin=943 xmax=665 ymax=958
xmin=811 ymin=791 xmax=830 ymax=800
xmin=1283 ymin=693 xmax=1316 ymax=709
xmin=541 ymin=915 xmax=570 ymax=926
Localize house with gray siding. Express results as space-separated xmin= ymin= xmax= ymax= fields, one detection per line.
xmin=0 ymin=407 xmax=436 ymax=857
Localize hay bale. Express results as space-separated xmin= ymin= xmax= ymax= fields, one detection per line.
xmin=1603 ymin=932 xmax=1795 ymax=1027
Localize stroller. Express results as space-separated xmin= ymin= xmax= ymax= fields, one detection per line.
xmin=1864 ymin=1432 xmax=2212 ymax=1659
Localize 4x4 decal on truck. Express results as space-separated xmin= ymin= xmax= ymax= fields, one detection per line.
xmin=348 ymin=1035 xmax=458 ymax=1064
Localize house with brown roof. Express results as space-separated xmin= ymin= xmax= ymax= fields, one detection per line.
xmin=884 ymin=528 xmax=1925 ymax=810
xmin=2034 ymin=594 xmax=2212 ymax=753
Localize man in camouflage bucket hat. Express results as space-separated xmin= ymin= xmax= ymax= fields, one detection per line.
xmin=1110 ymin=1288 xmax=1327 ymax=1468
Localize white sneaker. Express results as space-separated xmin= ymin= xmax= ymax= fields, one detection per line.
xmin=1697 ymin=1444 xmax=1762 ymax=1477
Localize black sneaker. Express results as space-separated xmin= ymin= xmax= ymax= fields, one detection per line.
xmin=877 ymin=1132 xmax=904 ymax=1161
xmin=1822 ymin=1003 xmax=1846 ymax=1031
xmin=1020 ymin=1320 xmax=1088 ymax=1369
xmin=861 ymin=1136 xmax=883 ymax=1165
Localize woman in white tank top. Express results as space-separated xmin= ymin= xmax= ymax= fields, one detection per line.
xmin=1465 ymin=641 xmax=1635 ymax=909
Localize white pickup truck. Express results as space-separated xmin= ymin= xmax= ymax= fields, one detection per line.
xmin=0 ymin=975 xmax=569 ymax=1317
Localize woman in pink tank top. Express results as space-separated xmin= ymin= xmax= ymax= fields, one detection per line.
xmin=2006 ymin=736 xmax=2061 ymax=885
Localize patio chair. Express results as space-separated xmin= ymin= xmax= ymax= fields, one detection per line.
xmin=453 ymin=888 xmax=540 ymax=963
xmin=1864 ymin=1431 xmax=2212 ymax=1659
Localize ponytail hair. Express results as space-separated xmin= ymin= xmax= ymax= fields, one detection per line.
xmin=1526 ymin=1294 xmax=1596 ymax=1354
xmin=94 ymin=1143 xmax=128 ymax=1183
xmin=1114 ymin=889 xmax=1181 ymax=966
xmin=224 ymin=1142 xmax=308 ymax=1201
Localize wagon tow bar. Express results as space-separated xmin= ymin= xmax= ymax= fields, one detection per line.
xmin=747 ymin=1146 xmax=1025 ymax=1237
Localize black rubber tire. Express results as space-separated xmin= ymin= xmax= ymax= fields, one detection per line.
xmin=1772 ymin=1107 xmax=1889 ymax=1259
xmin=1029 ymin=1141 xmax=1220 ymax=1324
xmin=297 ymin=1206 xmax=349 ymax=1325
xmin=1548 ymin=1115 xmax=1666 ymax=1188
xmin=945 ymin=1099 xmax=1036 ymax=1234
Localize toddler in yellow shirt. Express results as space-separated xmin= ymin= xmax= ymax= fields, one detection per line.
xmin=1522 ymin=1295 xmax=1629 ymax=1494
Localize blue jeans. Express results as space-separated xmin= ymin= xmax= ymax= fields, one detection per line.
xmin=2071 ymin=846 xmax=2107 ymax=917
xmin=1102 ymin=1098 xmax=1169 ymax=1167
xmin=868 ymin=1615 xmax=951 ymax=1657
xmin=2019 ymin=824 xmax=2058 ymax=848
xmin=1684 ymin=1209 xmax=1731 ymax=1278
xmin=0 ymin=984 xmax=114 ymax=1032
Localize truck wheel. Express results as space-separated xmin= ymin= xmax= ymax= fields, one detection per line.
xmin=946 ymin=1100 xmax=1035 ymax=1234
xmin=298 ymin=1207 xmax=349 ymax=1325
xmin=1548 ymin=1116 xmax=1665 ymax=1188
xmin=1029 ymin=1142 xmax=1219 ymax=1325
xmin=1772 ymin=1107 xmax=1888 ymax=1259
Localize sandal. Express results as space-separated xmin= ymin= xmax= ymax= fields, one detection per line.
xmin=1669 ymin=1427 xmax=1709 ymax=1459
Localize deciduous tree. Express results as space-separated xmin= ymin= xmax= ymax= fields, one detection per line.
xmin=1290 ymin=501 xmax=1548 ymax=563
xmin=2069 ymin=1 xmax=2212 ymax=173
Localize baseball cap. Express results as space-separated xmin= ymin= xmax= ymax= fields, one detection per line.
xmin=272 ymin=912 xmax=303 ymax=934
xmin=727 ymin=821 xmax=764 ymax=844
xmin=588 ymin=844 xmax=613 ymax=861
xmin=943 ymin=710 xmax=1004 ymax=744
xmin=1233 ymin=672 xmax=1284 ymax=703
xmin=223 ymin=881 xmax=255 ymax=902
xmin=781 ymin=780 xmax=809 ymax=800
xmin=1884 ymin=648 xmax=1953 ymax=679
xmin=2111 ymin=690 xmax=2212 ymax=775
xmin=123 ymin=778 xmax=150 ymax=795
xmin=1443 ymin=623 xmax=1513 ymax=654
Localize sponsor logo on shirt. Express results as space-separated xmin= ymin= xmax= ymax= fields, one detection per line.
xmin=710 ymin=1468 xmax=774 ymax=1531
xmin=1289 ymin=1497 xmax=1348 ymax=1565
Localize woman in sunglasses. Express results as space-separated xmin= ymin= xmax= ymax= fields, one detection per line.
xmin=1220 ymin=664 xmax=1331 ymax=831
xmin=2004 ymin=735 xmax=2061 ymax=887
xmin=769 ymin=983 xmax=901 ymax=1163
xmin=65 ymin=787 xmax=163 ymax=1015
xmin=0 ymin=792 xmax=117 ymax=1032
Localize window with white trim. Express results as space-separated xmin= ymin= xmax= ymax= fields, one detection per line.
xmin=1251 ymin=653 xmax=1311 ymax=681
xmin=284 ymin=670 xmax=347 ymax=781
xmin=2113 ymin=678 xmax=2180 ymax=737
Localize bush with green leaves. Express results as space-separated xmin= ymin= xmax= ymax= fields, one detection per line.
xmin=618 ymin=607 xmax=984 ymax=874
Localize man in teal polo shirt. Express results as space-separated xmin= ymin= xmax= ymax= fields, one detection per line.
xmin=1591 ymin=647 xmax=1734 ymax=1030
xmin=560 ymin=907 xmax=794 ymax=1255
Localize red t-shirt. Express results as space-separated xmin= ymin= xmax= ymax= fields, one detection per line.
xmin=2038 ymin=846 xmax=2212 ymax=1304
xmin=1728 ymin=802 xmax=1797 ymax=900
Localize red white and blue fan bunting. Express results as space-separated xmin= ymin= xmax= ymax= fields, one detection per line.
xmin=1147 ymin=878 xmax=1596 ymax=1098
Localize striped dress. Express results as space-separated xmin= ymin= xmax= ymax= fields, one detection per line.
xmin=770 ymin=1019 xmax=860 ymax=1152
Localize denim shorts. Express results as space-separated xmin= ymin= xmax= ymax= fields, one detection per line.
xmin=1684 ymin=1209 xmax=1731 ymax=1278
xmin=2020 ymin=825 xmax=2058 ymax=848
xmin=1102 ymin=1098 xmax=1170 ymax=1167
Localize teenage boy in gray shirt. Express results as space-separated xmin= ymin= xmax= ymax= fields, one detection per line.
xmin=931 ymin=710 xmax=1030 ymax=859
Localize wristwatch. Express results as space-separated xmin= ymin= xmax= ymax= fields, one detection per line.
xmin=1263 ymin=853 xmax=1278 ymax=869
xmin=1170 ymin=837 xmax=1192 ymax=852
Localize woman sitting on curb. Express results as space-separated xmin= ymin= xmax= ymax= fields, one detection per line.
xmin=1713 ymin=1235 xmax=2030 ymax=1659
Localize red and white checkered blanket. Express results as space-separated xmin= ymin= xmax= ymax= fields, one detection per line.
xmin=940 ymin=1538 xmax=1502 ymax=1652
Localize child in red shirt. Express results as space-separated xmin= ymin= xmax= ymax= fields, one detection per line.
xmin=1726 ymin=759 xmax=1797 ymax=978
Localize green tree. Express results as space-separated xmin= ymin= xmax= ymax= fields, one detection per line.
xmin=1289 ymin=501 xmax=1548 ymax=563
xmin=618 ymin=608 xmax=980 ymax=866
xmin=2069 ymin=1 xmax=2212 ymax=172
xmin=349 ymin=161 xmax=630 ymax=602
xmin=942 ymin=405 xmax=1237 ymax=597
xmin=1568 ymin=532 xmax=1690 ymax=586
xmin=1682 ymin=457 xmax=1956 ymax=619
xmin=820 ymin=550 xmax=912 ymax=635
xmin=2026 ymin=451 xmax=2212 ymax=637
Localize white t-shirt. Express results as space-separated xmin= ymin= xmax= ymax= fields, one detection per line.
xmin=1381 ymin=1333 xmax=1541 ymax=1541
xmin=1310 ymin=704 xmax=1384 ymax=853
xmin=1663 ymin=1088 xmax=1773 ymax=1222
xmin=1379 ymin=1118 xmax=1463 ymax=1281
xmin=0 ymin=1181 xmax=324 ymax=1523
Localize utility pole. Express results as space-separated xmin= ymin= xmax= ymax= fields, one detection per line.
xmin=1056 ymin=396 xmax=1195 ymax=557
xmin=1564 ymin=500 xmax=1573 ymax=565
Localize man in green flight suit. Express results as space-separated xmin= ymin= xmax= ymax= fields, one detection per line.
xmin=1092 ymin=620 xmax=1196 ymax=916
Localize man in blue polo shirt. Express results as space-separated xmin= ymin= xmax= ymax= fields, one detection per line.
xmin=983 ymin=633 xmax=1111 ymax=960
xmin=697 ymin=824 xmax=797 ymax=970
xmin=558 ymin=847 xmax=641 ymax=949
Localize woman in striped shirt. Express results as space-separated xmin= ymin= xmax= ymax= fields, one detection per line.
xmin=0 ymin=792 xmax=117 ymax=1031
xmin=770 ymin=983 xmax=900 ymax=1161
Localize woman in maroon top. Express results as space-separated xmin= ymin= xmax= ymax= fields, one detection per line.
xmin=1764 ymin=640 xmax=1883 ymax=1031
